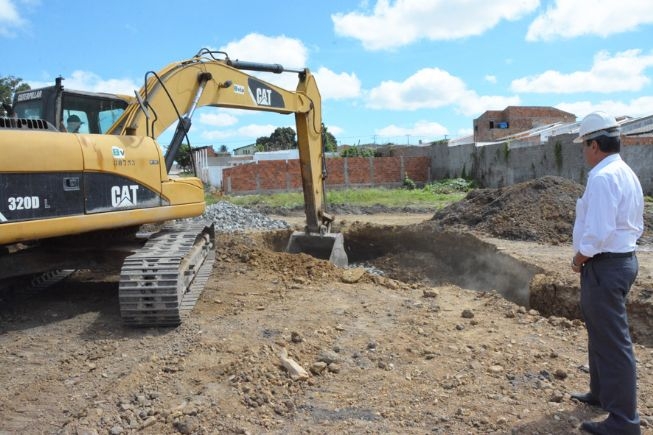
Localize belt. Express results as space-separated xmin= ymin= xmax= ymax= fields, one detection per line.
xmin=591 ymin=251 xmax=635 ymax=260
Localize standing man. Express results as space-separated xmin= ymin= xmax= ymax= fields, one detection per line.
xmin=571 ymin=111 xmax=644 ymax=435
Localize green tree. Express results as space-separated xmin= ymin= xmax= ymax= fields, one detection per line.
xmin=323 ymin=125 xmax=338 ymax=152
xmin=255 ymin=136 xmax=270 ymax=152
xmin=272 ymin=127 xmax=296 ymax=149
xmin=340 ymin=146 xmax=374 ymax=158
xmin=175 ymin=143 xmax=193 ymax=171
xmin=256 ymin=127 xmax=296 ymax=151
xmin=0 ymin=75 xmax=31 ymax=116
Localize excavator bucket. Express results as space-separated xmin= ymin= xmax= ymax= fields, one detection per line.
xmin=286 ymin=231 xmax=348 ymax=267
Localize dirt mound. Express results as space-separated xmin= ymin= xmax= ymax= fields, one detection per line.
xmin=431 ymin=176 xmax=585 ymax=244
xmin=215 ymin=231 xmax=352 ymax=285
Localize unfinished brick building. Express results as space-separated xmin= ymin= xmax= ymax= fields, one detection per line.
xmin=473 ymin=106 xmax=576 ymax=142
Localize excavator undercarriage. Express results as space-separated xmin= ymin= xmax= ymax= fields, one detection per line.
xmin=0 ymin=221 xmax=215 ymax=327
xmin=119 ymin=221 xmax=215 ymax=326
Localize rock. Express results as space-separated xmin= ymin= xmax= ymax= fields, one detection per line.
xmin=318 ymin=350 xmax=340 ymax=364
xmin=488 ymin=365 xmax=504 ymax=373
xmin=550 ymin=391 xmax=564 ymax=403
xmin=311 ymin=361 xmax=327 ymax=375
xmin=423 ymin=288 xmax=439 ymax=298
xmin=384 ymin=279 xmax=400 ymax=290
xmin=341 ymin=267 xmax=366 ymax=283
xmin=461 ymin=309 xmax=474 ymax=319
xmin=553 ymin=369 xmax=568 ymax=380
xmin=173 ymin=417 xmax=199 ymax=434
xmin=327 ymin=363 xmax=341 ymax=373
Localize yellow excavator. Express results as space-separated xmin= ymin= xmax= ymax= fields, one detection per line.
xmin=0 ymin=48 xmax=347 ymax=326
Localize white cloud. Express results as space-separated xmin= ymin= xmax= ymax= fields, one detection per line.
xmin=326 ymin=125 xmax=344 ymax=136
xmin=29 ymin=71 xmax=139 ymax=95
xmin=220 ymin=33 xmax=307 ymax=68
xmin=556 ymin=96 xmax=653 ymax=120
xmin=314 ymin=67 xmax=361 ymax=100
xmin=511 ymin=49 xmax=653 ymax=93
xmin=485 ymin=75 xmax=497 ymax=84
xmin=376 ymin=120 xmax=448 ymax=138
xmin=367 ymin=68 xmax=467 ymax=110
xmin=219 ymin=33 xmax=309 ymax=91
xmin=366 ymin=67 xmax=520 ymax=116
xmin=527 ymin=0 xmax=653 ymax=41
xmin=201 ymin=123 xmax=290 ymax=142
xmin=218 ymin=33 xmax=362 ymax=102
xmin=0 ymin=0 xmax=24 ymax=37
xmin=457 ymin=127 xmax=474 ymax=137
xmin=332 ymin=0 xmax=539 ymax=51
xmin=456 ymin=93 xmax=521 ymax=117
xmin=198 ymin=112 xmax=238 ymax=128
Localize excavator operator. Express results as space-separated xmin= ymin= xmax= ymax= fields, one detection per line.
xmin=66 ymin=114 xmax=83 ymax=133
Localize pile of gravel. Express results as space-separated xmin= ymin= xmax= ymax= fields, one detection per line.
xmin=200 ymin=201 xmax=290 ymax=233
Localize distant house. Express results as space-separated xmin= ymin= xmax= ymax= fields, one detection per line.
xmin=233 ymin=143 xmax=257 ymax=156
xmin=473 ymin=106 xmax=576 ymax=142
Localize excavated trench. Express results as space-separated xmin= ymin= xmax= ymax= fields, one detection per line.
xmin=268 ymin=222 xmax=541 ymax=308
xmin=341 ymin=222 xmax=540 ymax=308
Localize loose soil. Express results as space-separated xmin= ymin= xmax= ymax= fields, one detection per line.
xmin=2 ymin=176 xmax=653 ymax=434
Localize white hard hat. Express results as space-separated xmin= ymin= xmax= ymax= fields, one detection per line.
xmin=573 ymin=111 xmax=620 ymax=143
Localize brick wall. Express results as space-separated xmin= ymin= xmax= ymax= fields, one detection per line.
xmin=223 ymin=156 xmax=431 ymax=194
xmin=474 ymin=107 xmax=576 ymax=142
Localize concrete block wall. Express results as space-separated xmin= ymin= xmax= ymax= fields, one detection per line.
xmin=623 ymin=137 xmax=653 ymax=193
xmin=222 ymin=156 xmax=431 ymax=194
xmin=430 ymin=135 xmax=653 ymax=194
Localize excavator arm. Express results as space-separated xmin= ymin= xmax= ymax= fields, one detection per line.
xmin=107 ymin=50 xmax=329 ymax=235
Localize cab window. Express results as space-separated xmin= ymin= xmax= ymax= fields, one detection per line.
xmin=13 ymin=100 xmax=42 ymax=119
xmin=63 ymin=93 xmax=127 ymax=134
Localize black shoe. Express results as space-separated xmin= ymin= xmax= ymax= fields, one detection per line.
xmin=571 ymin=392 xmax=601 ymax=407
xmin=581 ymin=418 xmax=641 ymax=435
xmin=580 ymin=421 xmax=610 ymax=434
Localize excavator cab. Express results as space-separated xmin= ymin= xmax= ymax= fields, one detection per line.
xmin=11 ymin=78 xmax=130 ymax=134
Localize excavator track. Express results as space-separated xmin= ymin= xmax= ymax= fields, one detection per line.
xmin=118 ymin=221 xmax=215 ymax=327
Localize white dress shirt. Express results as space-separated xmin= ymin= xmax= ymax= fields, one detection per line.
xmin=573 ymin=154 xmax=644 ymax=257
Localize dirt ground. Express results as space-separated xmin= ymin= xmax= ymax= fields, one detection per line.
xmin=2 ymin=176 xmax=653 ymax=435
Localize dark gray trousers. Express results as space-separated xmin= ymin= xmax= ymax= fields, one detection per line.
xmin=580 ymin=255 xmax=640 ymax=434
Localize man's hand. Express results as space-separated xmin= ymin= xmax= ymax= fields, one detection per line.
xmin=571 ymin=252 xmax=589 ymax=273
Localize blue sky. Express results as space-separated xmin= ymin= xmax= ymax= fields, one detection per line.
xmin=3 ymin=0 xmax=653 ymax=151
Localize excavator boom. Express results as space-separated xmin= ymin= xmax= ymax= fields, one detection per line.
xmin=107 ymin=50 xmax=331 ymax=236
